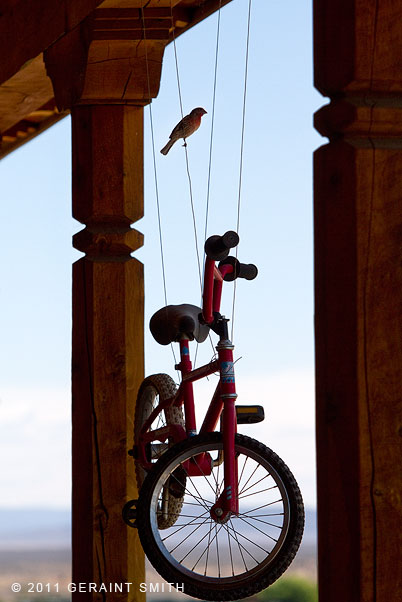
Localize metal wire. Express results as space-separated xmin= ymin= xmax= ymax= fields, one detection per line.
xmin=231 ymin=0 xmax=253 ymax=342
xmin=195 ymin=1 xmax=223 ymax=366
xmin=143 ymin=0 xmax=251 ymax=368
xmin=204 ymin=0 xmax=222 ymax=245
xmin=170 ymin=2 xmax=203 ymax=293
xmin=141 ymin=8 xmax=178 ymax=368
xmin=170 ymin=0 xmax=221 ymax=366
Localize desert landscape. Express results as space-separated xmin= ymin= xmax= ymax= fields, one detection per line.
xmin=0 ymin=508 xmax=316 ymax=601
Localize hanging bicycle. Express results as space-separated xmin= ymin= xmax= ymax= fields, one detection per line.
xmin=123 ymin=231 xmax=304 ymax=601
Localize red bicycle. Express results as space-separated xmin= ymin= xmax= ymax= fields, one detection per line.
xmin=123 ymin=231 xmax=304 ymax=601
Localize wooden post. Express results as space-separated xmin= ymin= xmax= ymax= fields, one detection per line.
xmin=45 ymin=10 xmax=168 ymax=601
xmin=314 ymin=1 xmax=402 ymax=600
xmin=70 ymin=105 xmax=145 ymax=602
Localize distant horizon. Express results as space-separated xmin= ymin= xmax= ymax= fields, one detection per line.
xmin=0 ymin=506 xmax=317 ymax=553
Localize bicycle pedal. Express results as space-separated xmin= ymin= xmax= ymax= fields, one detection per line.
xmin=236 ymin=405 xmax=265 ymax=424
xmin=122 ymin=499 xmax=138 ymax=528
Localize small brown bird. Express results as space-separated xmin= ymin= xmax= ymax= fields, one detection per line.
xmin=160 ymin=107 xmax=207 ymax=155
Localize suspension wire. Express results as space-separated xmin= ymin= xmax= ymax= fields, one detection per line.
xmin=170 ymin=1 xmax=203 ymax=293
xmin=204 ymin=0 xmax=222 ymax=245
xmin=141 ymin=7 xmax=178 ymax=368
xmin=170 ymin=0 xmax=219 ymax=369
xmin=231 ymin=0 xmax=253 ymax=342
xmin=195 ymin=0 xmax=223 ymax=367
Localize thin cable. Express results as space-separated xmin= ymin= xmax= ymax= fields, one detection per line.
xmin=231 ymin=0 xmax=252 ymax=342
xmin=185 ymin=149 xmax=203 ymax=291
xmin=171 ymin=13 xmax=184 ymax=121
xmin=171 ymin=1 xmax=213 ymax=369
xmin=170 ymin=2 xmax=203 ymax=292
xmin=204 ymin=0 xmax=222 ymax=245
xmin=141 ymin=8 xmax=178 ymax=368
xmin=195 ymin=1 xmax=223 ymax=366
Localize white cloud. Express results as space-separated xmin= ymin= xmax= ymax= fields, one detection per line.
xmin=0 ymin=388 xmax=71 ymax=508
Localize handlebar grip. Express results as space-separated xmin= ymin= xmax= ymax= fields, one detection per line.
xmin=204 ymin=231 xmax=239 ymax=261
xmin=238 ymin=263 xmax=258 ymax=280
xmin=218 ymin=257 xmax=258 ymax=281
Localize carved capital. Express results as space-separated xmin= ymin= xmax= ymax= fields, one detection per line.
xmin=44 ymin=7 xmax=171 ymax=110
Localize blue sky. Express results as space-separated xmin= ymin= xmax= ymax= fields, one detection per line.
xmin=0 ymin=0 xmax=323 ymax=509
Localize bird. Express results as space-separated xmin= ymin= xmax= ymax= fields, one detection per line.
xmin=160 ymin=107 xmax=207 ymax=155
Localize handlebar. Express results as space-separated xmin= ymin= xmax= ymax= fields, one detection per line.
xmin=202 ymin=232 xmax=257 ymax=326
xmin=204 ymin=231 xmax=239 ymax=261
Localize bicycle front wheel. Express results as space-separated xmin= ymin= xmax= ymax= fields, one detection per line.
xmin=137 ymin=432 xmax=304 ymax=601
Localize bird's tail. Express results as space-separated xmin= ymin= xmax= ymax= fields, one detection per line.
xmin=160 ymin=139 xmax=175 ymax=155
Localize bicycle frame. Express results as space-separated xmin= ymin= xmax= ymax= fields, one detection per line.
xmin=137 ymin=255 xmax=239 ymax=519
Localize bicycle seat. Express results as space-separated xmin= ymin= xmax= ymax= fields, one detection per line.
xmin=150 ymin=304 xmax=209 ymax=346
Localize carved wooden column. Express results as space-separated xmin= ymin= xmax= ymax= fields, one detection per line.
xmin=314 ymin=1 xmax=402 ymax=601
xmin=45 ymin=9 xmax=169 ymax=601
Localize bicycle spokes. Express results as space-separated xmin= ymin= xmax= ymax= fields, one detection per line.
xmin=144 ymin=436 xmax=291 ymax=582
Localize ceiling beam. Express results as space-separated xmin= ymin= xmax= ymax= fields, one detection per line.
xmin=0 ymin=0 xmax=105 ymax=86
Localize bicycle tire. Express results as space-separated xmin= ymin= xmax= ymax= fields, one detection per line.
xmin=134 ymin=374 xmax=185 ymax=529
xmin=137 ymin=432 xmax=304 ymax=601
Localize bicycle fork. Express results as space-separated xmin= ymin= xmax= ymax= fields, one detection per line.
xmin=209 ymin=333 xmax=239 ymax=523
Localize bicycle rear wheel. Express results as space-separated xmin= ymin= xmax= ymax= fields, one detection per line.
xmin=137 ymin=432 xmax=304 ymax=601
xmin=134 ymin=374 xmax=184 ymax=529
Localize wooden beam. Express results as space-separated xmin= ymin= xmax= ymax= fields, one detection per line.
xmin=175 ymin=0 xmax=233 ymax=38
xmin=0 ymin=57 xmax=68 ymax=160
xmin=314 ymin=1 xmax=402 ymax=600
xmin=0 ymin=55 xmax=53 ymax=132
xmin=0 ymin=99 xmax=67 ymax=160
xmin=0 ymin=0 xmax=105 ymax=85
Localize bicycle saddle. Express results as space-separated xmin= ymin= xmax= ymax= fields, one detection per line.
xmin=150 ymin=304 xmax=210 ymax=346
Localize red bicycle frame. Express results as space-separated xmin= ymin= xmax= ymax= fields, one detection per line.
xmin=138 ymin=255 xmax=239 ymax=520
